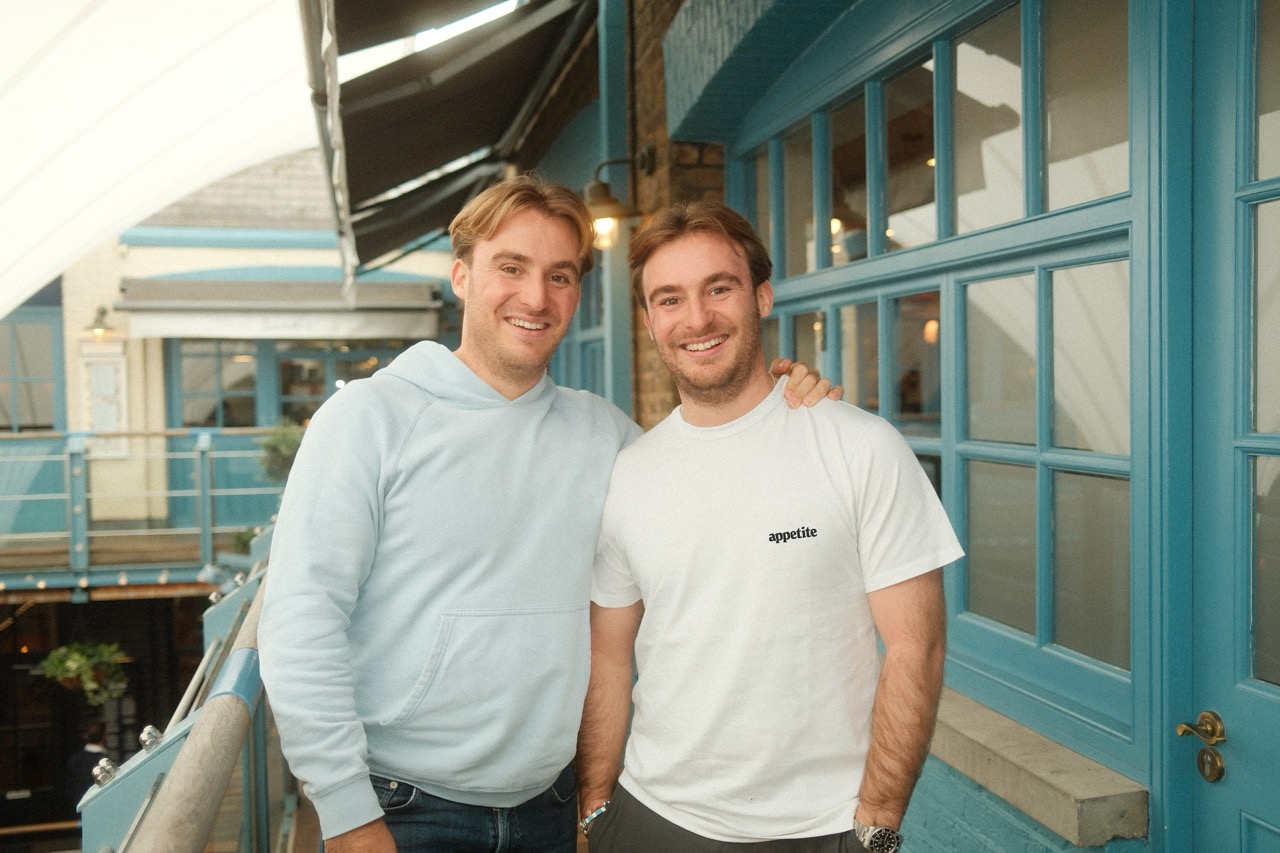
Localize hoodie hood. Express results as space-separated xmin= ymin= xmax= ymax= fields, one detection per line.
xmin=378 ymin=341 xmax=553 ymax=408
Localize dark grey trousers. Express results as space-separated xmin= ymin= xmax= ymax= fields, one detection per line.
xmin=587 ymin=784 xmax=866 ymax=853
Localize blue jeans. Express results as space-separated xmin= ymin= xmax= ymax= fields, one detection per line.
xmin=368 ymin=763 xmax=578 ymax=853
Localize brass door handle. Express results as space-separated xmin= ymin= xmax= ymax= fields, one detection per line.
xmin=1176 ymin=710 xmax=1226 ymax=746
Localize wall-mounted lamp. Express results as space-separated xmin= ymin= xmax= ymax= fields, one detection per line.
xmin=86 ymin=305 xmax=113 ymax=338
xmin=583 ymin=145 xmax=655 ymax=250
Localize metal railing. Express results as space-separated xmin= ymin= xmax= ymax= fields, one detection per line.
xmin=77 ymin=526 xmax=321 ymax=853
xmin=0 ymin=428 xmax=286 ymax=592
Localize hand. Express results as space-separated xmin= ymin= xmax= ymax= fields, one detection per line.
xmin=323 ymin=818 xmax=397 ymax=853
xmin=770 ymin=358 xmax=844 ymax=408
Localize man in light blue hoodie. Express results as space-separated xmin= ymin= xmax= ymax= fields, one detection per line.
xmin=258 ymin=176 xmax=835 ymax=853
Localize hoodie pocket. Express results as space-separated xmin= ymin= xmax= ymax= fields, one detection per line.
xmin=378 ymin=606 xmax=589 ymax=791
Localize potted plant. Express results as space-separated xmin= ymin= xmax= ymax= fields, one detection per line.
xmin=39 ymin=642 xmax=130 ymax=706
xmin=259 ymin=418 xmax=304 ymax=482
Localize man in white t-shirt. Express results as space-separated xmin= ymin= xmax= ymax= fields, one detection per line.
xmin=575 ymin=201 xmax=964 ymax=853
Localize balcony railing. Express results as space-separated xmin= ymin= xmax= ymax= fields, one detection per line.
xmin=0 ymin=428 xmax=286 ymax=594
xmin=77 ymin=526 xmax=323 ymax=853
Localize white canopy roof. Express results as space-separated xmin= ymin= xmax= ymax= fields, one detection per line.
xmin=0 ymin=0 xmax=317 ymax=318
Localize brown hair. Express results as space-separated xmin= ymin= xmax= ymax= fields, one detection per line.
xmin=627 ymin=200 xmax=772 ymax=309
xmin=449 ymin=174 xmax=595 ymax=275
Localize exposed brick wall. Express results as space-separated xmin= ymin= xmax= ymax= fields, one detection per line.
xmin=142 ymin=148 xmax=334 ymax=230
xmin=629 ymin=0 xmax=730 ymax=429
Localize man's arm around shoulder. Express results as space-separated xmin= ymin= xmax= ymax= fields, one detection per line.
xmin=857 ymin=569 xmax=946 ymax=829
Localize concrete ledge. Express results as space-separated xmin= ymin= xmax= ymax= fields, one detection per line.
xmin=931 ymin=689 xmax=1148 ymax=846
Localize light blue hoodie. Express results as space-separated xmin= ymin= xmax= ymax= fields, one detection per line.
xmin=258 ymin=341 xmax=639 ymax=839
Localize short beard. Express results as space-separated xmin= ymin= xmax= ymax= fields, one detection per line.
xmin=661 ymin=333 xmax=765 ymax=408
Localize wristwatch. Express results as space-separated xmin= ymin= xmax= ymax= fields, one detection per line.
xmin=853 ymin=817 xmax=903 ymax=853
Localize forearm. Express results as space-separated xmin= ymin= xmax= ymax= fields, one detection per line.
xmin=855 ymin=634 xmax=946 ymax=827
xmin=576 ymin=654 xmax=632 ymax=814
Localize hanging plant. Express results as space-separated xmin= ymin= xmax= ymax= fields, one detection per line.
xmin=39 ymin=642 xmax=130 ymax=706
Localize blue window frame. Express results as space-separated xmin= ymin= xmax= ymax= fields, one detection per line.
xmin=729 ymin=0 xmax=1143 ymax=778
xmin=0 ymin=297 xmax=65 ymax=433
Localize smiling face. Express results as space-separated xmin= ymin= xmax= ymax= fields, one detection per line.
xmin=451 ymin=207 xmax=582 ymax=398
xmin=639 ymin=231 xmax=776 ymax=424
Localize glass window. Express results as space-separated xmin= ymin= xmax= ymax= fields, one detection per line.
xmin=0 ymin=315 xmax=60 ymax=432
xmin=1256 ymin=456 xmax=1280 ymax=685
xmin=896 ymin=291 xmax=942 ymax=437
xmin=179 ymin=340 xmax=258 ymax=428
xmin=831 ymin=97 xmax=869 ymax=265
xmin=839 ymin=301 xmax=879 ymax=414
xmin=754 ymin=146 xmax=772 ymax=250
xmin=967 ymin=274 xmax=1036 ymax=443
xmin=1053 ymin=260 xmax=1130 ymax=454
xmin=1044 ymin=0 xmax=1129 ymax=210
xmin=955 ymin=4 xmax=1023 ymax=233
xmin=885 ymin=60 xmax=937 ymax=250
xmin=793 ymin=311 xmax=825 ymax=370
xmin=968 ymin=460 xmax=1037 ymax=634
xmin=1053 ymin=471 xmax=1130 ymax=669
xmin=1258 ymin=201 xmax=1280 ymax=434
xmin=1259 ymin=0 xmax=1280 ymax=179
xmin=762 ymin=317 xmax=779 ymax=364
xmin=784 ymin=120 xmax=816 ymax=277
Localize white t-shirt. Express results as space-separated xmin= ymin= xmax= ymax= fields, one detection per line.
xmin=593 ymin=380 xmax=964 ymax=842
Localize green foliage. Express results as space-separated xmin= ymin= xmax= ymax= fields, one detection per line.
xmin=39 ymin=642 xmax=129 ymax=706
xmin=260 ymin=418 xmax=304 ymax=482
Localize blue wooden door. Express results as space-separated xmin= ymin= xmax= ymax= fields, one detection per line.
xmin=1191 ymin=0 xmax=1280 ymax=848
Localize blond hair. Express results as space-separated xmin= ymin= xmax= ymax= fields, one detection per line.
xmin=449 ymin=175 xmax=595 ymax=275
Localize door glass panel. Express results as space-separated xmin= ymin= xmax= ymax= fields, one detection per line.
xmin=793 ymin=312 xmax=825 ymax=370
xmin=0 ymin=330 xmax=11 ymax=375
xmin=831 ymin=97 xmax=869 ymax=265
xmin=755 ymin=146 xmax=772 ymax=251
xmin=181 ymin=357 xmax=217 ymax=397
xmin=1044 ymin=0 xmax=1128 ymax=209
xmin=896 ymin=292 xmax=941 ymax=437
xmin=1258 ymin=201 xmax=1280 ymax=434
xmin=1256 ymin=456 xmax=1280 ymax=685
xmin=967 ymin=275 xmax=1036 ymax=443
xmin=968 ymin=460 xmax=1036 ymax=633
xmin=1053 ymin=471 xmax=1130 ymax=669
xmin=840 ymin=302 xmax=879 ymax=414
xmin=885 ymin=60 xmax=937 ymax=250
xmin=13 ymin=324 xmax=53 ymax=377
xmin=183 ymin=397 xmax=219 ymax=427
xmin=784 ymin=120 xmax=816 ymax=277
xmin=1053 ymin=260 xmax=1130 ymax=454
xmin=918 ymin=453 xmax=942 ymax=497
xmin=1259 ymin=0 xmax=1280 ymax=179
xmin=955 ymin=3 xmax=1023 ymax=233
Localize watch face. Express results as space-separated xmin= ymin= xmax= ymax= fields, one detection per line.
xmin=867 ymin=827 xmax=902 ymax=853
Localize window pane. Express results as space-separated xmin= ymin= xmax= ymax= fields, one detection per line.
xmin=1053 ymin=471 xmax=1130 ymax=669
xmin=1044 ymin=0 xmax=1129 ymax=209
xmin=1256 ymin=456 xmax=1280 ymax=684
xmin=955 ymin=4 xmax=1023 ymax=233
xmin=281 ymin=359 xmax=325 ymax=398
xmin=839 ymin=302 xmax=880 ymax=414
xmin=0 ymin=382 xmax=11 ymax=427
xmin=755 ymin=146 xmax=772 ymax=251
xmin=831 ymin=97 xmax=869 ymax=265
xmin=338 ymin=356 xmax=384 ymax=384
xmin=221 ymin=396 xmax=257 ymax=428
xmin=13 ymin=324 xmax=53 ymax=378
xmin=16 ymin=381 xmax=54 ymax=429
xmin=885 ymin=61 xmax=937 ymax=249
xmin=183 ymin=396 xmax=220 ymax=427
xmin=762 ymin=317 xmax=779 ymax=364
xmin=222 ymin=354 xmax=256 ymax=395
xmin=793 ymin=311 xmax=825 ymax=368
xmin=896 ymin=291 xmax=941 ymax=437
xmin=0 ymin=329 xmax=11 ymax=375
xmin=1258 ymin=202 xmax=1280 ymax=434
xmin=918 ymin=452 xmax=942 ymax=497
xmin=1053 ymin=260 xmax=1130 ymax=454
xmin=283 ymin=400 xmax=322 ymax=425
xmin=1259 ymin=0 xmax=1280 ymax=179
xmin=580 ymin=271 xmax=604 ymax=329
xmin=182 ymin=357 xmax=218 ymax=396
xmin=967 ymin=275 xmax=1036 ymax=443
xmin=968 ymin=460 xmax=1036 ymax=633
xmin=785 ymin=120 xmax=816 ymax=277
